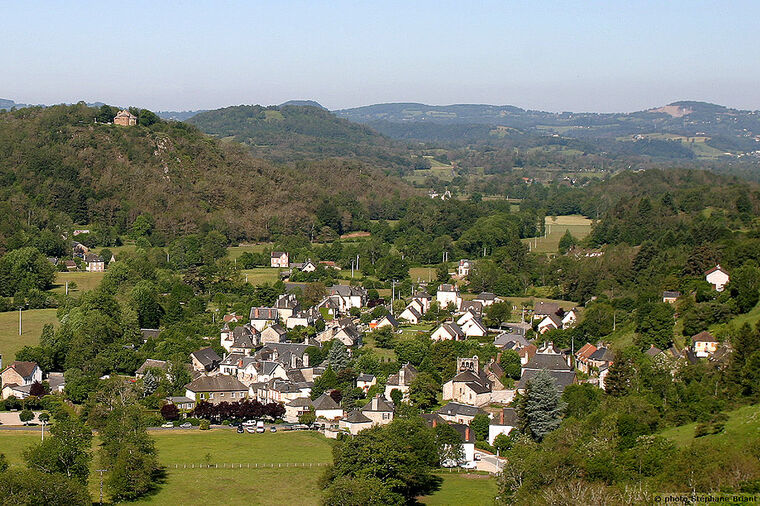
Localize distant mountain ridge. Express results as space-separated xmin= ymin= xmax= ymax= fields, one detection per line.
xmin=335 ymin=100 xmax=760 ymax=155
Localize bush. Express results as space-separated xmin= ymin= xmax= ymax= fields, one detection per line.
xmin=199 ymin=419 xmax=210 ymax=430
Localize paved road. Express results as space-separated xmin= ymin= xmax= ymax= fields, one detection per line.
xmin=474 ymin=450 xmax=505 ymax=474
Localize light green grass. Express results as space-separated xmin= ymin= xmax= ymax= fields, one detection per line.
xmin=227 ymin=243 xmax=273 ymax=260
xmin=522 ymin=215 xmax=593 ymax=254
xmin=0 ymin=431 xmax=40 ymax=466
xmin=50 ymin=271 xmax=105 ymax=294
xmin=409 ymin=266 xmax=438 ymax=283
xmin=659 ymin=404 xmax=760 ymax=447
xmin=420 ymin=473 xmax=497 ymax=505
xmin=134 ymin=467 xmax=326 ymax=506
xmin=151 ymin=430 xmax=332 ymax=465
xmin=241 ymin=268 xmax=280 ymax=286
xmin=0 ymin=308 xmax=58 ymax=361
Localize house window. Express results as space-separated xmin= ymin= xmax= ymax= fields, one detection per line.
xmin=209 ymin=393 xmax=214 ymax=399
xmin=231 ymin=392 xmax=235 ymax=398
xmin=220 ymin=393 xmax=225 ymax=397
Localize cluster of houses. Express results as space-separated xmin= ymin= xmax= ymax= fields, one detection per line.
xmin=0 ymin=261 xmax=738 ymax=470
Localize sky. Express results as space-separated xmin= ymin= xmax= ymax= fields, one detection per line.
xmin=3 ymin=1 xmax=759 ymax=112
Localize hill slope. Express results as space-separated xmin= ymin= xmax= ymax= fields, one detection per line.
xmin=188 ymin=104 xmax=413 ymax=167
xmin=0 ymin=104 xmax=413 ymax=247
xmin=336 ymin=101 xmax=760 ymax=158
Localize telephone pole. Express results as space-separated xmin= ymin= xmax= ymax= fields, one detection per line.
xmin=18 ymin=307 xmax=22 ymax=335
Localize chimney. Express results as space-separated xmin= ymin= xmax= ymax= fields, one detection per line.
xmin=432 ymin=417 xmax=437 ymax=428
xmin=465 ymin=426 xmax=471 ymax=441
xmin=399 ymin=367 xmax=405 ymax=384
xmin=500 ymin=410 xmax=504 ymax=425
xmin=303 ymin=353 xmax=309 ymax=368
xmin=238 ymin=359 xmax=243 ymax=368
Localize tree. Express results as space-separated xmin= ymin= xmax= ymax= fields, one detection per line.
xmin=322 ymin=476 xmax=404 ymax=506
xmin=389 ymin=388 xmax=403 ymax=406
xmin=730 ymin=263 xmax=760 ymax=313
xmin=328 ymin=340 xmax=350 ymax=371
xmin=19 ymin=409 xmax=34 ymax=425
xmin=408 ymin=372 xmax=440 ymax=410
xmin=131 ymin=281 xmax=163 ymax=328
xmin=299 ymin=408 xmax=316 ymax=426
xmin=469 ymin=413 xmax=490 ymax=441
xmin=375 ymin=255 xmax=408 ymax=281
xmin=100 ymin=404 xmax=159 ymax=501
xmin=558 ymin=230 xmax=578 ymax=254
xmin=635 ymin=302 xmax=675 ymax=349
xmin=29 ymin=381 xmax=48 ymax=397
xmin=312 ymin=366 xmax=338 ymax=399
xmin=434 ymin=423 xmax=464 ymax=465
xmin=371 ymin=327 xmax=394 ymax=348
xmin=485 ymin=302 xmax=511 ymax=328
xmin=160 ymin=403 xmax=180 ymax=421
xmin=0 ymin=469 xmax=91 ymax=505
xmin=303 ymin=282 xmax=327 ymax=308
xmin=436 ymin=263 xmax=450 ymax=283
xmin=523 ymin=370 xmax=566 ymax=440
xmin=24 ymin=414 xmax=93 ymax=483
xmin=0 ymin=453 xmax=7 ymax=473
xmin=562 ymin=384 xmax=602 ymax=419
xmin=327 ymin=417 xmax=438 ymax=502
xmin=0 ymin=247 xmax=56 ymax=297
xmin=499 ymin=350 xmax=522 ymax=380
xmin=492 ymin=432 xmax=517 ymax=455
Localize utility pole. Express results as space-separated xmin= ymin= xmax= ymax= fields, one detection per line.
xmin=351 ymin=259 xmax=354 ymax=278
xmin=65 ymin=281 xmax=68 ymax=296
xmin=18 ymin=307 xmax=22 ymax=335
xmin=96 ymin=469 xmax=108 ymax=505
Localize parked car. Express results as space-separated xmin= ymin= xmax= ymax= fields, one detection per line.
xmin=242 ymin=420 xmax=257 ymax=427
xmin=245 ymin=426 xmax=256 ymax=433
xmin=161 ymin=422 xmax=174 ymax=428
xmin=460 ymin=461 xmax=477 ymax=470
xmin=441 ymin=459 xmax=457 ymax=468
xmin=179 ymin=422 xmax=192 ymax=429
xmin=269 ymin=426 xmax=277 ymax=433
xmin=236 ymin=426 xmax=244 ymax=434
xmin=256 ymin=420 xmax=265 ymax=433
xmin=474 ymin=454 xmax=481 ymax=461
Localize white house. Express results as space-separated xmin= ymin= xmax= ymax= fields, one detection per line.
xmin=457 ymin=259 xmax=472 ymax=277
xmin=399 ymin=304 xmax=423 ymax=324
xmin=473 ymin=292 xmax=501 ymax=307
xmin=488 ymin=407 xmax=518 ymax=445
xmin=329 ymin=285 xmax=367 ymax=312
xmin=431 ymin=322 xmax=465 ymax=341
xmin=437 ymin=284 xmax=461 ymax=311
xmin=312 ymin=393 xmax=344 ymax=420
xmin=537 ymin=313 xmax=563 ymax=334
xmin=412 ymin=292 xmax=432 ymax=313
xmin=249 ymin=307 xmax=279 ymax=331
xmin=705 ymin=265 xmax=730 ymax=292
xmin=692 ymin=331 xmax=719 ymax=358
xmin=460 ymin=318 xmax=487 ymax=338
xmin=271 ymin=251 xmax=289 ymax=268
xmin=85 ymin=254 xmax=105 ymax=272
xmin=356 ymin=373 xmax=376 ymax=393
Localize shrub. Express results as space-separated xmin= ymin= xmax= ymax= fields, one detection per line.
xmin=199 ymin=419 xmax=210 ymax=430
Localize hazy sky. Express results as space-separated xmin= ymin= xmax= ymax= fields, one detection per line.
xmin=3 ymin=1 xmax=759 ymax=112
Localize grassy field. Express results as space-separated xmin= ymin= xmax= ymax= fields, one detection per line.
xmin=522 ymin=215 xmax=593 ymax=254
xmin=227 ymin=243 xmax=273 ymax=260
xmin=0 ymin=429 xmax=495 ymax=505
xmin=241 ymin=268 xmax=280 ymax=285
xmin=0 ymin=308 xmax=58 ymax=361
xmin=409 ymin=266 xmax=439 ymax=283
xmin=50 ymin=271 xmax=105 ymax=295
xmin=420 ymin=473 xmax=498 ymax=505
xmin=659 ymin=404 xmax=760 ymax=447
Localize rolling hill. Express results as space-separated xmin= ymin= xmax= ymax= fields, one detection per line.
xmin=187 ymin=104 xmax=414 ymax=167
xmin=0 ymin=103 xmax=414 ymax=248
xmin=335 ymin=101 xmax=760 ymax=159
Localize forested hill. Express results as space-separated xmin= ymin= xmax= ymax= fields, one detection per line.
xmin=336 ymin=101 xmax=760 ymax=158
xmin=0 ymin=104 xmax=414 ymax=250
xmin=187 ymin=104 xmax=414 ymax=167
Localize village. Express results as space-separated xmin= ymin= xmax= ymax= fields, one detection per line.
xmin=0 ymin=250 xmax=733 ymax=475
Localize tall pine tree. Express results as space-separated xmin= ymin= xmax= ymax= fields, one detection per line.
xmin=524 ymin=370 xmax=566 ymax=441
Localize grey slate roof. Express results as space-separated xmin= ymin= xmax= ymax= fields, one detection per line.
xmin=437 ymin=402 xmax=482 ymax=418
xmin=344 ymin=410 xmax=372 ymax=423
xmin=523 ymin=353 xmax=570 ymax=371
xmin=190 ymin=347 xmax=222 ymax=368
xmin=494 ymin=332 xmax=530 ymax=348
xmin=186 ymin=375 xmax=247 ymax=392
xmin=361 ymin=395 xmax=394 ymax=413
xmin=517 ymin=369 xmax=576 ymax=392
xmin=312 ymin=393 xmax=341 ymax=410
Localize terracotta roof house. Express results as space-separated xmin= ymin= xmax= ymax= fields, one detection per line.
xmin=113 ymin=109 xmax=137 ymax=126
xmin=692 ymin=331 xmax=719 ymax=358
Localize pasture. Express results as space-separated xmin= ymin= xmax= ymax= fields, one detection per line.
xmin=659 ymin=403 xmax=760 ymax=447
xmin=0 ymin=308 xmax=58 ymax=362
xmin=522 ymin=215 xmax=593 ymax=254
xmin=50 ymin=271 xmax=105 ymax=295
xmin=227 ymin=243 xmax=273 ymax=260
xmin=241 ymin=267 xmax=280 ymax=286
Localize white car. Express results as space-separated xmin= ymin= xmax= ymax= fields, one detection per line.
xmin=242 ymin=420 xmax=257 ymax=427
xmin=161 ymin=422 xmax=174 ymax=428
xmin=460 ymin=461 xmax=477 ymax=470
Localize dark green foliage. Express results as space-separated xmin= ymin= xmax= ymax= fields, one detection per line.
xmin=0 ymin=469 xmax=92 ymax=505
xmin=469 ymin=413 xmax=490 ymax=441
xmin=325 ymin=417 xmax=439 ymax=502
xmin=0 ymin=247 xmax=56 ymax=297
xmin=635 ymin=302 xmax=675 ymax=349
xmin=499 ymin=349 xmax=522 ymax=380
xmin=524 ymin=370 xmax=566 ymax=440
xmin=730 ymin=263 xmax=760 ymax=313
xmin=24 ymin=413 xmax=92 ymax=483
xmin=434 ymin=423 xmax=464 ymax=465
xmin=562 ymin=384 xmax=602 ymax=419
xmin=485 ymin=301 xmax=511 ymax=327
xmin=408 ymin=372 xmax=440 ymax=410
